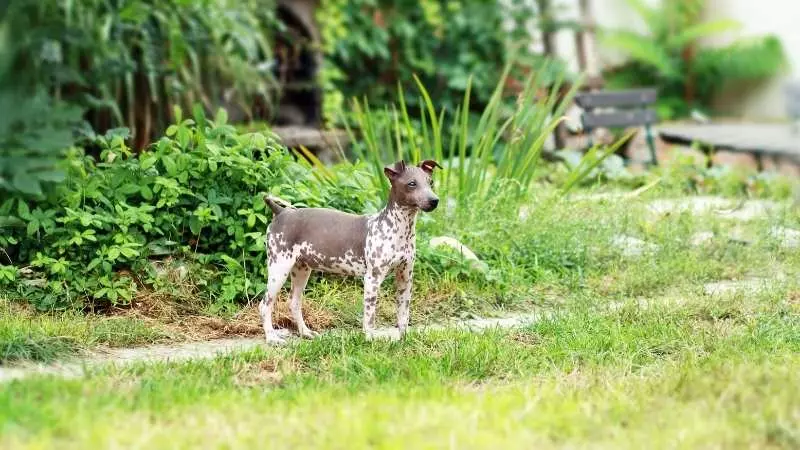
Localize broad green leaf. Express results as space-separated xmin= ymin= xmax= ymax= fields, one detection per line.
xmin=120 ymin=247 xmax=138 ymax=258
xmin=26 ymin=220 xmax=39 ymax=236
xmin=36 ymin=170 xmax=66 ymax=183
xmin=0 ymin=216 xmax=24 ymax=228
xmin=162 ymin=155 xmax=178 ymax=176
xmin=141 ymin=155 xmax=157 ymax=170
xmin=12 ymin=172 xmax=43 ymax=196
xmin=177 ymin=127 xmax=191 ymax=149
xmin=215 ymin=108 xmax=228 ymax=125
xmin=669 ymin=19 xmax=742 ymax=49
xmin=17 ymin=201 xmax=30 ymax=218
xmin=189 ymin=216 xmax=201 ymax=235
xmin=600 ymin=30 xmax=677 ymax=77
xmin=141 ymin=185 xmax=154 ymax=200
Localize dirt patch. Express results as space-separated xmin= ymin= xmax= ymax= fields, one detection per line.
xmin=102 ymin=291 xmax=336 ymax=342
xmin=510 ymin=331 xmax=541 ymax=346
xmin=273 ymin=300 xmax=336 ymax=332
xmin=232 ymin=358 xmax=297 ymax=387
xmin=172 ymin=314 xmax=263 ymax=340
xmin=783 ymin=291 xmax=800 ymax=313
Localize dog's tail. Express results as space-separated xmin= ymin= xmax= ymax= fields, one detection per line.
xmin=265 ymin=195 xmax=293 ymax=216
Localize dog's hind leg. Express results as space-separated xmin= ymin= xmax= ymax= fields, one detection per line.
xmin=289 ymin=263 xmax=317 ymax=339
xmin=261 ymin=252 xmax=295 ymax=345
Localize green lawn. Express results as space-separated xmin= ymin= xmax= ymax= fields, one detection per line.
xmin=2 ymin=294 xmax=798 ymax=448
xmin=2 ymin=181 xmax=800 ymax=448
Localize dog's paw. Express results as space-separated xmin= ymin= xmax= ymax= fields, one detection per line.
xmin=365 ymin=328 xmax=401 ymax=342
xmin=299 ymin=328 xmax=319 ymax=339
xmin=264 ymin=330 xmax=290 ymax=345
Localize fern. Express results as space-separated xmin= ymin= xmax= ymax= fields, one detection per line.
xmin=695 ymin=36 xmax=786 ymax=81
xmin=601 ymin=30 xmax=677 ymax=78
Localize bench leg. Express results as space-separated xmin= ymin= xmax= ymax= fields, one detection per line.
xmin=586 ymin=127 xmax=594 ymax=150
xmin=755 ymin=153 xmax=764 ymax=172
xmin=645 ymin=124 xmax=657 ymax=167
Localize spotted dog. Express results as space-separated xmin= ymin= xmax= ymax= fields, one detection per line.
xmin=260 ymin=160 xmax=441 ymax=344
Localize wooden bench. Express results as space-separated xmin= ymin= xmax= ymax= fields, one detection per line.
xmin=575 ymin=88 xmax=659 ymax=165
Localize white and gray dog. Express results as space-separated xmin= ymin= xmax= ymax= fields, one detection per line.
xmin=261 ymin=160 xmax=441 ymax=344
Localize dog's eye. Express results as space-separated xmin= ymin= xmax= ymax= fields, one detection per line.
xmin=407 ymin=180 xmax=417 ymax=188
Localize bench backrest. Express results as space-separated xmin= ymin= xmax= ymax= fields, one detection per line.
xmin=575 ymin=88 xmax=658 ymax=129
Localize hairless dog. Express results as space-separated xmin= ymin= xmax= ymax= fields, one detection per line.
xmin=261 ymin=159 xmax=441 ymax=344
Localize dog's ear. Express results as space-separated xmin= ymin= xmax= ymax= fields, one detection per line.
xmin=384 ymin=160 xmax=406 ymax=180
xmin=419 ymin=159 xmax=442 ymax=174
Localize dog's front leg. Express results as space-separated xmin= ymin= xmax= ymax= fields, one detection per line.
xmin=394 ymin=260 xmax=413 ymax=338
xmin=363 ymin=267 xmax=388 ymax=340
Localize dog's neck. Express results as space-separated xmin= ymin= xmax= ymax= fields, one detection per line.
xmin=376 ymin=197 xmax=418 ymax=233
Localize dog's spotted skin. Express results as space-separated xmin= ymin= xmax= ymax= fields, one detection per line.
xmin=260 ymin=160 xmax=441 ymax=344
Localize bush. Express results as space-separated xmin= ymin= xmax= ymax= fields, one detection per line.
xmin=0 ymin=107 xmax=379 ymax=309
xmin=317 ymin=0 xmax=552 ymax=125
xmin=600 ymin=0 xmax=786 ymax=119
xmin=3 ymin=0 xmax=281 ymax=147
xmin=0 ymin=17 xmax=85 ymax=197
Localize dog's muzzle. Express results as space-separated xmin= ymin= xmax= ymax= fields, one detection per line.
xmin=422 ymin=198 xmax=439 ymax=212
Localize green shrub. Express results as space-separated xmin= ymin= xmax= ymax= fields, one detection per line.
xmin=343 ymin=58 xmax=631 ymax=213
xmin=1 ymin=107 xmax=379 ymax=309
xmin=4 ymin=0 xmax=280 ymax=145
xmin=600 ymin=0 xmax=786 ymax=119
xmin=317 ymin=0 xmax=556 ymax=125
xmin=0 ymin=18 xmax=85 ymax=197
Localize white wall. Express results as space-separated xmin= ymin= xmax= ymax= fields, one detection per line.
xmin=544 ymin=0 xmax=800 ymax=119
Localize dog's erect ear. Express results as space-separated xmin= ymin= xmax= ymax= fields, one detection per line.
xmin=384 ymin=160 xmax=407 ymax=180
xmin=419 ymin=159 xmax=442 ymax=174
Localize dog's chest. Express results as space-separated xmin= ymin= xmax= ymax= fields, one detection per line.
xmin=365 ymin=214 xmax=415 ymax=268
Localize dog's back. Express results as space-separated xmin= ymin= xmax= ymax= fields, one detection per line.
xmin=269 ymin=207 xmax=369 ymax=276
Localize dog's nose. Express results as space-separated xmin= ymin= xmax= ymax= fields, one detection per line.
xmin=429 ymin=198 xmax=439 ymax=208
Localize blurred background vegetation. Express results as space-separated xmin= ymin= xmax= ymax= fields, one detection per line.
xmin=0 ymin=0 xmax=790 ymax=309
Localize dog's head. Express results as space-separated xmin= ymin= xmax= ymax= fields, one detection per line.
xmin=384 ymin=159 xmax=442 ymax=212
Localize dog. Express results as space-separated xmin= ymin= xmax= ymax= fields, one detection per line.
xmin=260 ymin=159 xmax=441 ymax=344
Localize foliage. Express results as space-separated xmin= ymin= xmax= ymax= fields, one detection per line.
xmin=0 ymin=16 xmax=85 ymax=197
xmin=4 ymin=0 xmax=280 ymax=147
xmin=600 ymin=0 xmax=786 ymax=119
xmin=342 ymin=58 xmax=628 ymax=212
xmin=0 ymin=59 xmax=626 ymax=312
xmin=0 ymin=107 xmax=379 ymax=309
xmin=656 ymin=155 xmax=794 ymax=199
xmin=317 ymin=0 xmax=553 ymax=124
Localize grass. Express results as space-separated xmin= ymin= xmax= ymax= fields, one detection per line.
xmin=1 ymin=292 xmax=797 ymax=448
xmin=2 ymin=172 xmax=799 ymax=361
xmin=2 ymin=163 xmax=800 ymax=447
xmin=0 ymin=302 xmax=168 ymax=364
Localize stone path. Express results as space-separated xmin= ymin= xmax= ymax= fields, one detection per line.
xmin=0 ymin=314 xmax=547 ymax=384
xmin=645 ymin=196 xmax=780 ymax=221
